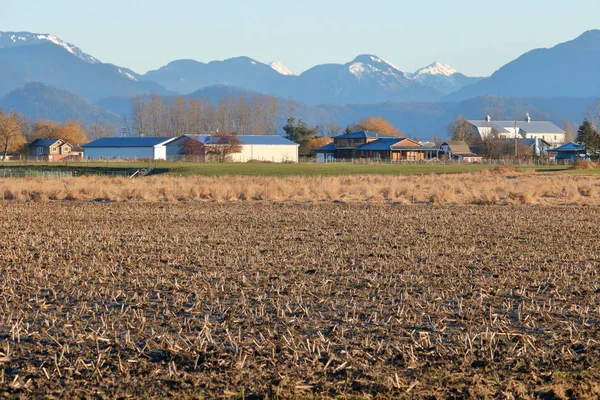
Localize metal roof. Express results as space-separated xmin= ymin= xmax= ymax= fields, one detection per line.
xmin=549 ymin=142 xmax=586 ymax=152
xmin=29 ymin=138 xmax=63 ymax=147
xmin=333 ymin=130 xmax=397 ymax=139
xmin=468 ymin=120 xmax=565 ymax=134
xmin=83 ymin=137 xmax=176 ymax=147
xmin=312 ymin=142 xmax=335 ymax=152
xmin=182 ymin=135 xmax=299 ymax=146
xmin=356 ymin=138 xmax=404 ymax=151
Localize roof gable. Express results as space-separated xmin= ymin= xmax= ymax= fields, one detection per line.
xmin=468 ymin=120 xmax=565 ymax=134
xmin=551 ymin=141 xmax=586 ymax=151
xmin=29 ymin=138 xmax=64 ymax=147
xmin=441 ymin=140 xmax=473 ymax=154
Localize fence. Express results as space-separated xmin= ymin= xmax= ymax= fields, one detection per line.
xmin=297 ymin=157 xmax=577 ymax=166
xmin=0 ymin=167 xmax=135 ymax=179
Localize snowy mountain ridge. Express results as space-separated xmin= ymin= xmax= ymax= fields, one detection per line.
xmin=412 ymin=62 xmax=458 ymax=77
xmin=269 ymin=61 xmax=294 ymax=76
xmin=0 ymin=31 xmax=99 ymax=64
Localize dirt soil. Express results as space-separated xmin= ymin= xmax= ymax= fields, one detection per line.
xmin=1 ymin=203 xmax=599 ymax=399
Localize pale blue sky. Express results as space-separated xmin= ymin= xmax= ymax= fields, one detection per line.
xmin=2 ymin=0 xmax=599 ymax=76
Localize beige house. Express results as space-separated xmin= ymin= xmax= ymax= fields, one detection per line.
xmin=28 ymin=138 xmax=74 ymax=161
xmin=467 ymin=115 xmax=565 ymax=147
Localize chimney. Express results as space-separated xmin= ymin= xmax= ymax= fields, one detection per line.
xmin=525 ymin=113 xmax=531 ymax=123
xmin=485 ymin=115 xmax=491 ymax=122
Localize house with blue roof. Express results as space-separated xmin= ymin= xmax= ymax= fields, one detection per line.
xmin=548 ymin=142 xmax=587 ymax=161
xmin=83 ymin=137 xmax=176 ymax=160
xmin=313 ymin=131 xmax=439 ymax=162
xmin=28 ymin=138 xmax=75 ymax=161
xmin=166 ymin=135 xmax=299 ymax=162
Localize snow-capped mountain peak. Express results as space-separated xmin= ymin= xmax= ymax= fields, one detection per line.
xmin=413 ymin=62 xmax=458 ymax=77
xmin=0 ymin=31 xmax=99 ymax=64
xmin=269 ymin=61 xmax=294 ymax=76
xmin=347 ymin=54 xmax=408 ymax=80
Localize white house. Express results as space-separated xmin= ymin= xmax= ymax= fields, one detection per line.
xmin=83 ymin=137 xmax=176 ymax=160
xmin=467 ymin=115 xmax=565 ymax=147
xmin=166 ymin=135 xmax=299 ymax=163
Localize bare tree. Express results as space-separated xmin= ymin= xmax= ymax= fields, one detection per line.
xmin=320 ymin=121 xmax=343 ymax=137
xmin=563 ymin=120 xmax=575 ymax=143
xmin=205 ymin=132 xmax=243 ymax=162
xmin=132 ymin=95 xmax=150 ymax=137
xmin=447 ymin=115 xmax=476 ymax=144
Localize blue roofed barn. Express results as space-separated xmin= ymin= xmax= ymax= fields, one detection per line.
xmin=83 ymin=137 xmax=176 ymax=160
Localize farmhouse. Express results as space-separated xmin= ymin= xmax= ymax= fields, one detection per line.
xmin=166 ymin=135 xmax=299 ymax=163
xmin=439 ymin=141 xmax=481 ymax=163
xmin=313 ymin=131 xmax=439 ymax=162
xmin=83 ymin=137 xmax=176 ymax=160
xmin=467 ymin=115 xmax=565 ymax=147
xmin=28 ymin=138 xmax=74 ymax=161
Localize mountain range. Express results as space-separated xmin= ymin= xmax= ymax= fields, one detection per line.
xmin=0 ymin=30 xmax=599 ymax=139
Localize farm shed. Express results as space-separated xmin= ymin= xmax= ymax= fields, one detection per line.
xmin=548 ymin=142 xmax=587 ymax=161
xmin=166 ymin=135 xmax=299 ymax=163
xmin=83 ymin=137 xmax=176 ymax=160
xmin=439 ymin=141 xmax=482 ymax=163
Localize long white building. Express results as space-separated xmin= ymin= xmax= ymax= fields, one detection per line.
xmin=166 ymin=135 xmax=299 ymax=163
xmin=468 ymin=115 xmax=566 ymax=147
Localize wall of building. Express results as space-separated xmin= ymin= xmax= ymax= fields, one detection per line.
xmin=84 ymin=147 xmax=157 ymax=160
xmin=230 ymin=144 xmax=298 ymax=162
xmin=165 ymin=138 xmax=185 ymax=160
xmin=524 ymin=133 xmax=565 ymax=147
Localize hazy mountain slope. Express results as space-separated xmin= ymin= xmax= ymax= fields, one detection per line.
xmin=0 ymin=31 xmax=99 ymax=63
xmin=0 ymin=82 xmax=121 ymax=124
xmin=449 ymin=30 xmax=600 ymax=100
xmin=0 ymin=43 xmax=169 ymax=101
xmin=143 ymin=57 xmax=293 ymax=96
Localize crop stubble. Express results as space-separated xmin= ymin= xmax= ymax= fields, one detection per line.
xmin=0 ymin=203 xmax=599 ymax=398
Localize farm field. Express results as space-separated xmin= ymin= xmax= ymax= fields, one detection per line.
xmin=0 ymin=161 xmax=576 ymax=177
xmin=1 ymin=203 xmax=599 ymax=398
xmin=3 ymin=170 xmax=600 ymax=205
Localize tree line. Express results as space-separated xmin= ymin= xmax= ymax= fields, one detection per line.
xmin=0 ymin=109 xmax=115 ymax=160
xmin=128 ymin=93 xmax=280 ymax=137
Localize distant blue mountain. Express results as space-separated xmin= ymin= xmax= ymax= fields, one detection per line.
xmin=0 ymin=83 xmax=120 ymax=124
xmin=449 ymin=30 xmax=600 ymax=100
xmin=0 ymin=42 xmax=169 ymax=101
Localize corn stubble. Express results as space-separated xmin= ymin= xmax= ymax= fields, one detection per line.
xmin=1 ymin=203 xmax=599 ymax=398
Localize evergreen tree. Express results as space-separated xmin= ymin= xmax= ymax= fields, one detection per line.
xmin=576 ymin=119 xmax=600 ymax=156
xmin=282 ymin=117 xmax=318 ymax=147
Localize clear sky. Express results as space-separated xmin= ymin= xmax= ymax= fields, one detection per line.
xmin=2 ymin=0 xmax=599 ymax=77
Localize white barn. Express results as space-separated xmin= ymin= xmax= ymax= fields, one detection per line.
xmin=467 ymin=115 xmax=566 ymax=147
xmin=83 ymin=137 xmax=176 ymax=160
xmin=166 ymin=135 xmax=299 ymax=163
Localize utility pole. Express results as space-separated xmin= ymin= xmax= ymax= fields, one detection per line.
xmin=514 ymin=120 xmax=518 ymax=161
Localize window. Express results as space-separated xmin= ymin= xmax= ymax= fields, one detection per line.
xmin=37 ymin=147 xmax=43 ymax=155
xmin=64 ymin=147 xmax=70 ymax=153
xmin=51 ymin=147 xmax=57 ymax=153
